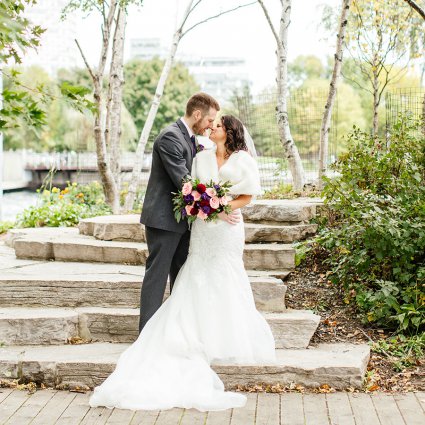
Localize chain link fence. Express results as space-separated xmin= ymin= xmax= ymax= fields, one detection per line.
xmin=385 ymin=88 xmax=425 ymax=133
xmin=233 ymin=89 xmax=339 ymax=189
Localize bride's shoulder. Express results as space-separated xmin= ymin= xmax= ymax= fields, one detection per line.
xmin=232 ymin=150 xmax=257 ymax=166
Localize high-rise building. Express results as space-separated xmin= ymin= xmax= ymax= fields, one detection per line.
xmin=130 ymin=38 xmax=251 ymax=102
xmin=22 ymin=0 xmax=80 ymax=74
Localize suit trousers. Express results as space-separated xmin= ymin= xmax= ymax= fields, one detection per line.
xmin=139 ymin=225 xmax=190 ymax=333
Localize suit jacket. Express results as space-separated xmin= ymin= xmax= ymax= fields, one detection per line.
xmin=140 ymin=119 xmax=194 ymax=233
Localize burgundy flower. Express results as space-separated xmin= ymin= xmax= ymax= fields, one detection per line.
xmin=196 ymin=183 xmax=206 ymax=193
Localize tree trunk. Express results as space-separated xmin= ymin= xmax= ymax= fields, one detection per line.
xmin=318 ymin=0 xmax=350 ymax=190
xmin=107 ymin=7 xmax=126 ymax=196
xmin=92 ymin=1 xmax=120 ymax=213
xmin=123 ymin=0 xmax=194 ymax=212
xmin=93 ymin=76 xmax=119 ymax=212
xmin=276 ymin=0 xmax=305 ymax=191
xmin=372 ymin=65 xmax=379 ymax=136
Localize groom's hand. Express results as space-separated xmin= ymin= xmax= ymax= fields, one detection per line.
xmin=218 ymin=209 xmax=241 ymax=225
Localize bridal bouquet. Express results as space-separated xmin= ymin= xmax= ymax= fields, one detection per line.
xmin=173 ymin=178 xmax=232 ymax=223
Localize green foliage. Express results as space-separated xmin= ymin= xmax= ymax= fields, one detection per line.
xmin=316 ymin=115 xmax=425 ymax=333
xmin=0 ymin=221 xmax=14 ymax=234
xmin=0 ymin=2 xmax=98 ymax=131
xmin=123 ymin=58 xmax=199 ymax=148
xmin=15 ymin=181 xmax=112 ymax=228
xmin=0 ymin=0 xmax=45 ymax=64
xmin=371 ymin=333 xmax=425 ymax=371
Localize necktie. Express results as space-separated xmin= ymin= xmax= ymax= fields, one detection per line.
xmin=190 ymin=135 xmax=197 ymax=156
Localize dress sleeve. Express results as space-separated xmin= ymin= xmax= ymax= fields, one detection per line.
xmin=228 ymin=151 xmax=262 ymax=196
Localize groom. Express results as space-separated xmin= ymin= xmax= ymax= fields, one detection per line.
xmin=139 ymin=93 xmax=220 ymax=332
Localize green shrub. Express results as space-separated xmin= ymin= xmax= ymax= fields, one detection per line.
xmin=0 ymin=221 xmax=14 ymax=234
xmin=15 ymin=181 xmax=112 ymax=228
xmin=317 ymin=115 xmax=425 ymax=333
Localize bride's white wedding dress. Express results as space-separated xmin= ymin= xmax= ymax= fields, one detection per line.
xmin=89 ymin=146 xmax=276 ymax=412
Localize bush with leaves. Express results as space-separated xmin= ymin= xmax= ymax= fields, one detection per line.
xmin=316 ymin=115 xmax=425 ymax=333
xmin=15 ymin=181 xmax=112 ymax=228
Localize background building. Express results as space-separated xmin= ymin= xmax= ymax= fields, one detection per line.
xmin=130 ymin=37 xmax=252 ymax=102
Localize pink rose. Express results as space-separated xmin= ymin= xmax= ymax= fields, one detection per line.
xmin=182 ymin=182 xmax=192 ymax=196
xmin=197 ymin=210 xmax=208 ymax=220
xmin=185 ymin=204 xmax=193 ymax=215
xmin=210 ymin=196 xmax=220 ymax=209
xmin=206 ymin=187 xmax=217 ymax=197
xmin=219 ymin=196 xmax=228 ymax=206
xmin=191 ymin=190 xmax=201 ymax=201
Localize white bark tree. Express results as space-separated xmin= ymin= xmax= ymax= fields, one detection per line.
xmin=257 ymin=0 xmax=305 ymax=191
xmin=318 ymin=0 xmax=351 ymax=190
xmin=75 ymin=1 xmax=123 ymax=213
xmin=123 ymin=0 xmax=256 ymax=212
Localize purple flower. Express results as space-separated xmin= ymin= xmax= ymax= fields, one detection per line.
xmin=196 ymin=144 xmax=205 ymax=153
xmin=214 ymin=184 xmax=221 ymax=191
xmin=181 ymin=208 xmax=187 ymax=217
xmin=183 ymin=194 xmax=194 ymax=204
xmin=201 ymin=205 xmax=211 ymax=214
xmin=200 ymin=192 xmax=210 ymax=201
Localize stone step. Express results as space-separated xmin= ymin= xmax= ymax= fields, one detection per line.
xmin=9 ymin=230 xmax=295 ymax=270
xmin=244 ymin=223 xmax=318 ymax=243
xmin=78 ymin=215 xmax=317 ymax=243
xmin=0 ymin=251 xmax=288 ymax=311
xmin=0 ymin=308 xmax=320 ymax=349
xmin=242 ymin=199 xmax=319 ymax=224
xmin=0 ymin=342 xmax=370 ymax=389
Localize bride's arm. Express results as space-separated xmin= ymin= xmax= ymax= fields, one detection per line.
xmin=217 ymin=194 xmax=251 ymax=224
xmin=228 ymin=194 xmax=252 ymax=211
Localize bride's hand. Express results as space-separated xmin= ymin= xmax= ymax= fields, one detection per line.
xmin=218 ymin=209 xmax=241 ymax=225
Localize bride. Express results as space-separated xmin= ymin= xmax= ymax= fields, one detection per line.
xmin=89 ymin=115 xmax=276 ymax=412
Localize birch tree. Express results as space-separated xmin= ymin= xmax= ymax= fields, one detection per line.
xmin=318 ymin=0 xmax=351 ymax=190
xmin=65 ymin=0 xmax=138 ymax=213
xmin=123 ymin=0 xmax=255 ymax=212
xmin=257 ymin=0 xmax=305 ymax=191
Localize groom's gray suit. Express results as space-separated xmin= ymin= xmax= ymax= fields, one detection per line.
xmin=139 ymin=118 xmax=196 ymax=332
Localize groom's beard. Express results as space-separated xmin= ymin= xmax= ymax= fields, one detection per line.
xmin=192 ymin=118 xmax=205 ymax=135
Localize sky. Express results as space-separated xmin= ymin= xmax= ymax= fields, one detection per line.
xmin=24 ymin=0 xmax=342 ymax=94
xmin=74 ymin=0 xmax=341 ymax=92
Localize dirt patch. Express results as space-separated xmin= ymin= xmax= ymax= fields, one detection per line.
xmin=284 ymin=254 xmax=424 ymax=393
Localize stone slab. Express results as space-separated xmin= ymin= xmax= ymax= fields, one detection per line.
xmin=0 ymin=307 xmax=316 ymax=348
xmin=0 ymin=308 xmax=79 ymax=345
xmin=0 ymin=255 xmax=287 ymax=311
xmin=244 ymin=223 xmax=318 ymax=243
xmin=78 ymin=215 xmax=317 ymax=243
xmin=0 ymin=342 xmax=369 ymax=389
xmin=11 ymin=232 xmax=295 ymax=270
xmin=242 ymin=200 xmax=318 ymax=223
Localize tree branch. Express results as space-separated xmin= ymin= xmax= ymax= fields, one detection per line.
xmin=257 ymin=0 xmax=280 ymax=45
xmin=404 ymin=0 xmax=425 ymax=20
xmin=74 ymin=39 xmax=96 ymax=82
xmin=182 ymin=1 xmax=256 ymax=37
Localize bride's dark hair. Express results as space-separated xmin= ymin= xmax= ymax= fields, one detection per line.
xmin=221 ymin=115 xmax=248 ymax=158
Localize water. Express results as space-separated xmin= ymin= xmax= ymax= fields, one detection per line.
xmin=0 ymin=190 xmax=39 ymax=222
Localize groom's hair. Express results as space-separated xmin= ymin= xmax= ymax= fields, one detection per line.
xmin=186 ymin=92 xmax=220 ymax=117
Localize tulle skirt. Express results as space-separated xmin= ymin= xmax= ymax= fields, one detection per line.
xmin=89 ymin=217 xmax=276 ymax=411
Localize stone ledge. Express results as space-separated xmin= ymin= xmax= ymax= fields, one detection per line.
xmin=0 ymin=308 xmax=317 ymax=348
xmin=0 ymin=342 xmax=369 ymax=389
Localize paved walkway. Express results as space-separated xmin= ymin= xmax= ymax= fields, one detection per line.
xmin=0 ymin=389 xmax=424 ymax=424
